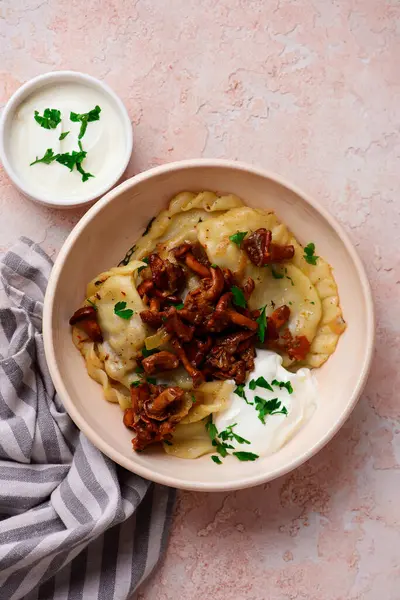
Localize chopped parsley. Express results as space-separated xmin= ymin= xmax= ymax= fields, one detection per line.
xmin=142 ymin=347 xmax=159 ymax=358
xmin=254 ymin=396 xmax=288 ymax=424
xmin=34 ymin=108 xmax=61 ymax=129
xmin=210 ymin=263 xmax=218 ymax=268
xmin=303 ymin=242 xmax=319 ymax=265
xmin=211 ymin=455 xmax=222 ymax=464
xmin=207 ymin=419 xmax=259 ymax=464
xmin=143 ymin=216 xmax=155 ymax=236
xmin=175 ymin=303 xmax=185 ymax=310
xmin=249 ymin=376 xmax=273 ymax=392
xmin=271 ymin=379 xmax=293 ymax=394
xmin=118 ymin=245 xmax=136 ymax=267
xmin=191 ymin=394 xmax=196 ymax=403
xmin=310 ymin=301 xmax=315 ymax=305
xmin=146 ymin=377 xmax=157 ymax=384
xmin=212 ymin=439 xmax=233 ymax=457
xmin=219 ymin=423 xmax=250 ymax=445
xmin=231 ymin=285 xmax=247 ymax=308
xmin=229 ymin=231 xmax=248 ymax=246
xmin=164 ymin=440 xmax=173 ymax=446
xmin=70 ymin=104 xmax=101 ymax=139
xmin=76 ymin=161 xmax=94 ymax=182
xmin=233 ymin=451 xmax=259 ymax=462
xmin=270 ymin=265 xmax=284 ymax=279
xmin=30 ymin=148 xmax=57 ymax=166
xmin=138 ymin=257 xmax=149 ymax=273
xmin=130 ymin=380 xmax=141 ymax=388
xmin=234 ymin=384 xmax=253 ymax=405
xmin=256 ymin=304 xmax=267 ymax=343
xmin=31 ymin=141 xmax=94 ymax=182
xmin=135 ymin=366 xmax=144 ymax=375
xmin=59 ymin=131 xmax=70 ymax=140
xmin=114 ymin=301 xmax=134 ymax=319
xmin=86 ymin=298 xmax=97 ymax=310
xmin=205 ymin=419 xmax=218 ymax=441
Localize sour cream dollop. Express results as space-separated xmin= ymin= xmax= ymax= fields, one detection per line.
xmin=214 ymin=350 xmax=318 ymax=457
xmin=9 ymin=82 xmax=127 ymax=203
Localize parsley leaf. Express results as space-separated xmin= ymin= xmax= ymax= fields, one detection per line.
xmin=142 ymin=347 xmax=159 ymax=358
xmin=59 ymin=131 xmax=70 ymax=140
xmin=30 ymin=148 xmax=57 ymax=166
xmin=70 ymin=105 xmax=101 ymax=139
xmin=210 ymin=263 xmax=218 ymax=268
xmin=233 ymin=451 xmax=259 ymax=461
xmin=118 ymin=245 xmax=136 ymax=267
xmin=205 ymin=419 xmax=218 ymax=441
xmin=143 ymin=217 xmax=155 ymax=236
xmin=130 ymin=380 xmax=141 ymax=388
xmin=256 ymin=304 xmax=267 ymax=343
xmin=271 ymin=379 xmax=293 ymax=394
xmin=219 ymin=423 xmax=250 ymax=445
xmin=249 ymin=376 xmax=273 ymax=391
xmin=211 ymin=455 xmax=222 ymax=464
xmin=138 ymin=257 xmax=149 ymax=273
xmin=270 ymin=265 xmax=284 ymax=279
xmin=231 ymin=285 xmax=247 ymax=308
xmin=86 ymin=298 xmax=97 ymax=310
xmin=303 ymin=242 xmax=319 ymax=265
xmin=34 ymin=108 xmax=61 ymax=129
xmin=114 ymin=301 xmax=134 ymax=319
xmin=175 ymin=303 xmax=185 ymax=310
xmin=76 ymin=161 xmax=94 ymax=182
xmin=254 ymin=396 xmax=288 ymax=424
xmin=229 ymin=231 xmax=248 ymax=246
xmin=146 ymin=377 xmax=157 ymax=384
xmin=212 ymin=441 xmax=232 ymax=457
xmin=135 ymin=365 xmax=144 ymax=374
xmin=191 ymin=394 xmax=196 ymax=403
xmin=234 ymin=384 xmax=253 ymax=405
xmin=164 ymin=440 xmax=173 ymax=446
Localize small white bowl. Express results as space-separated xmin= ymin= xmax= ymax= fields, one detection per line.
xmin=43 ymin=159 xmax=374 ymax=491
xmin=0 ymin=71 xmax=133 ymax=209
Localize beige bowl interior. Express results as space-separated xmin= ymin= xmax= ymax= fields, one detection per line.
xmin=43 ymin=160 xmax=374 ymax=491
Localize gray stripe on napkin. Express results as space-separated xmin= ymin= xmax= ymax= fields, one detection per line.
xmin=0 ymin=238 xmax=174 ymax=600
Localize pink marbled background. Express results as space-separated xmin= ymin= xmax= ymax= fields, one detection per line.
xmin=1 ymin=1 xmax=399 ymax=598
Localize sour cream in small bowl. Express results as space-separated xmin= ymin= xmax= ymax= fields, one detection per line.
xmin=0 ymin=71 xmax=133 ymax=208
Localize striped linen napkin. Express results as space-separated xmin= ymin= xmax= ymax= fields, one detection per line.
xmin=0 ymin=238 xmax=175 ymax=600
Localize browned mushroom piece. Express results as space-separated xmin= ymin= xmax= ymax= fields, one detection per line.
xmin=267 ymin=305 xmax=291 ymax=340
xmin=242 ymin=277 xmax=255 ymax=301
xmin=137 ymin=279 xmax=154 ymax=298
xmin=144 ymin=386 xmax=185 ymax=421
xmin=243 ymin=228 xmax=294 ymax=266
xmin=69 ymin=306 xmax=103 ymax=343
xmin=148 ymin=253 xmax=185 ymax=292
xmin=142 ymin=351 xmax=180 ymax=374
xmin=163 ymin=308 xmax=195 ymax=343
xmin=225 ymin=309 xmax=258 ymax=331
xmin=184 ymin=253 xmax=211 ymax=278
xmin=202 ymin=266 xmax=225 ymax=302
xmin=170 ymin=337 xmax=205 ymax=387
xmin=184 ymin=336 xmax=213 ymax=368
xmin=125 ymin=382 xmax=190 ymax=450
xmin=139 ymin=310 xmax=164 ymax=329
xmin=282 ymin=332 xmax=311 ymax=361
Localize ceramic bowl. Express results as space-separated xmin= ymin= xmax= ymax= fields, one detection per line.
xmin=43 ymin=159 xmax=374 ymax=491
xmin=0 ymin=71 xmax=133 ymax=208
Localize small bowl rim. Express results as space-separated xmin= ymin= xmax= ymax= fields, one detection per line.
xmin=0 ymin=70 xmax=133 ymax=209
xmin=43 ymin=158 xmax=375 ymax=491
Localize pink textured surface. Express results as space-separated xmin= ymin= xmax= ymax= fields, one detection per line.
xmin=1 ymin=1 xmax=399 ymax=598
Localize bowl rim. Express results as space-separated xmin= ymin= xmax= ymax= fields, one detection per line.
xmin=43 ymin=158 xmax=375 ymax=491
xmin=0 ymin=70 xmax=133 ymax=209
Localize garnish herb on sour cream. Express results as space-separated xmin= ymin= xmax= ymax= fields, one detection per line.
xmin=213 ymin=350 xmax=318 ymax=460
